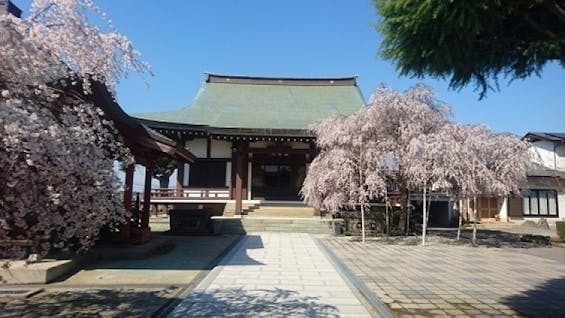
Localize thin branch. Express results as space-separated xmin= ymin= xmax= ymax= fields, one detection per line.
xmin=536 ymin=0 xmax=565 ymax=23
xmin=521 ymin=11 xmax=559 ymax=39
xmin=29 ymin=2 xmax=56 ymax=22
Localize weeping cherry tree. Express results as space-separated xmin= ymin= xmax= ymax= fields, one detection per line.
xmin=0 ymin=0 xmax=151 ymax=259
xmin=301 ymin=111 xmax=388 ymax=243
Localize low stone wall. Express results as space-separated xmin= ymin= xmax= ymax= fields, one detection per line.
xmin=0 ymin=258 xmax=81 ymax=284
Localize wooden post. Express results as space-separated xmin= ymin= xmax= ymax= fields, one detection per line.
xmin=142 ymin=165 xmax=152 ymax=228
xmin=176 ymin=160 xmax=184 ymax=197
xmin=119 ymin=164 xmax=135 ymax=243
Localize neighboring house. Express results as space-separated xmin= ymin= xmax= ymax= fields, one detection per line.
xmin=500 ymin=132 xmax=565 ymax=223
xmin=508 ymin=132 xmax=565 ymax=221
xmin=135 ymin=73 xmax=365 ymax=215
xmin=456 ymin=132 xmax=565 ymax=225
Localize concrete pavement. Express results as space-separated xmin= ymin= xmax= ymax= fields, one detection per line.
xmin=168 ymin=233 xmax=377 ymax=318
xmin=0 ymin=234 xmax=241 ymax=317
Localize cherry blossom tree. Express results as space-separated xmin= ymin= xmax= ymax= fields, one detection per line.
xmin=0 ymin=0 xmax=150 ymax=259
xmin=463 ymin=127 xmax=532 ymax=244
xmin=301 ymin=111 xmax=388 ymax=243
xmin=399 ymin=122 xmax=531 ymax=245
xmin=303 ymin=85 xmax=532 ymax=245
xmin=367 ymin=85 xmax=451 ymax=235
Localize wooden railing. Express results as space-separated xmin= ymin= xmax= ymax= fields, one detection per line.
xmin=151 ymin=188 xmax=230 ymax=200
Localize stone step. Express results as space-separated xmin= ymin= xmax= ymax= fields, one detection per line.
xmin=245 ymin=203 xmax=316 ymax=218
xmin=247 ymin=211 xmax=315 ymax=218
xmin=212 ymin=216 xmax=344 ymax=235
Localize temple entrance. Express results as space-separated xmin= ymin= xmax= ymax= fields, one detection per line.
xmin=251 ymin=163 xmax=306 ymax=200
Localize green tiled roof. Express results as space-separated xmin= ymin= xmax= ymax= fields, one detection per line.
xmin=135 ymin=74 xmax=365 ymax=131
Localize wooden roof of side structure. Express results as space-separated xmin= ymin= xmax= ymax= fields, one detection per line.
xmin=134 ymin=73 xmax=366 ymax=136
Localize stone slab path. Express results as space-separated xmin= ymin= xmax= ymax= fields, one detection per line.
xmin=168 ymin=233 xmax=374 ymax=317
xmin=323 ymin=236 xmax=565 ymax=318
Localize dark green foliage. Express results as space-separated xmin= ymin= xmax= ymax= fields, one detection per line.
xmin=375 ymin=0 xmax=565 ymax=98
xmin=340 ymin=206 xmax=414 ymax=236
xmin=519 ymin=234 xmax=552 ymax=245
xmin=557 ymin=221 xmax=565 ymax=242
xmin=153 ymin=156 xmax=177 ymax=188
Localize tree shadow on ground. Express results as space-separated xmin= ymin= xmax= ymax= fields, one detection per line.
xmin=433 ymin=229 xmax=552 ymax=248
xmin=0 ymin=287 xmax=180 ymax=317
xmin=84 ymin=234 xmax=263 ymax=271
xmin=346 ymin=229 xmax=552 ymax=248
xmin=501 ymin=277 xmax=565 ymax=317
xmin=169 ymin=287 xmax=340 ymax=318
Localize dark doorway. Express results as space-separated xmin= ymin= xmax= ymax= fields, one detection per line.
xmin=251 ymin=164 xmax=306 ymax=200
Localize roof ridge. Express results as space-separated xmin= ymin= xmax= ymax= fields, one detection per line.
xmin=205 ymin=73 xmax=358 ymax=86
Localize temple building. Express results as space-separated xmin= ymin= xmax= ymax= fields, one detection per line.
xmin=135 ymin=73 xmax=365 ymax=215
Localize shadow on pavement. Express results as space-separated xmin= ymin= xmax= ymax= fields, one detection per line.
xmin=88 ymin=234 xmax=264 ymax=271
xmin=170 ymin=287 xmax=339 ymax=318
xmin=86 ymin=234 xmax=260 ymax=271
xmin=0 ymin=287 xmax=180 ymax=317
xmin=434 ymin=229 xmax=552 ymax=248
xmin=350 ymin=229 xmax=554 ymax=248
xmin=502 ymin=277 xmax=565 ymax=317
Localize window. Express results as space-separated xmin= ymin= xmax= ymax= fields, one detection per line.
xmin=523 ymin=190 xmax=559 ymax=217
xmin=188 ymin=160 xmax=227 ymax=188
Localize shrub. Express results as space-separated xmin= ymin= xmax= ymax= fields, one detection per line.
xmin=519 ymin=234 xmax=551 ymax=246
xmin=556 ymin=221 xmax=565 ymax=242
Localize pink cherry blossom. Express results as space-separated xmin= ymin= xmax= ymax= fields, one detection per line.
xmin=1 ymin=0 xmax=149 ymax=259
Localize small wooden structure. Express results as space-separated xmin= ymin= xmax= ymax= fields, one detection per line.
xmin=88 ymin=81 xmax=195 ymax=243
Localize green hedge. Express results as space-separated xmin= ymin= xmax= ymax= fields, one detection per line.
xmin=556 ymin=221 xmax=565 ymax=242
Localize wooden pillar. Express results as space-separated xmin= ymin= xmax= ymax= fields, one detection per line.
xmin=141 ymin=165 xmax=152 ymax=228
xmin=119 ymin=164 xmax=135 ymax=243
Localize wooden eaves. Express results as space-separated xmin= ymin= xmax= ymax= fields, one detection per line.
xmin=87 ymin=80 xmax=196 ymax=164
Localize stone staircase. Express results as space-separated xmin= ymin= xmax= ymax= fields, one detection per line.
xmin=212 ymin=216 xmax=343 ymax=235
xmin=243 ymin=202 xmax=317 ymax=218
xmin=213 ymin=202 xmax=342 ymax=235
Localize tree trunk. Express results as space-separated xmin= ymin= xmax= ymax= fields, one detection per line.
xmin=472 ymin=197 xmax=478 ymax=246
xmin=426 ymin=190 xmax=432 ymax=224
xmin=405 ymin=192 xmax=411 ymax=236
xmin=422 ymin=187 xmax=427 ymax=246
xmin=360 ymin=204 xmax=366 ymax=244
xmin=158 ymin=176 xmax=169 ymax=189
xmin=456 ymin=199 xmax=463 ymax=241
xmin=385 ymin=197 xmax=390 ymax=240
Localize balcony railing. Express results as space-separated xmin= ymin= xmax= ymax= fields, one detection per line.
xmin=151 ymin=188 xmax=230 ymax=200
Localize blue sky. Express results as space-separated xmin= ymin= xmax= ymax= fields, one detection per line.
xmin=13 ymin=0 xmax=565 ymax=136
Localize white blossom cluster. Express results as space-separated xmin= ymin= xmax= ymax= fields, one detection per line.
xmin=302 ymin=85 xmax=532 ymax=214
xmin=0 ymin=0 xmax=149 ymax=259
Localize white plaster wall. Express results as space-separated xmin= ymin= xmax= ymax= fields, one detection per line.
xmin=556 ymin=145 xmax=565 ymax=171
xmin=186 ymin=138 xmax=207 ymax=158
xmin=211 ymin=140 xmax=232 ymax=158
xmin=498 ymin=198 xmax=508 ymax=221
xmin=225 ymin=162 xmax=232 ymax=187
xmin=183 ymin=163 xmax=190 ymax=186
xmin=531 ymin=141 xmax=561 ymax=170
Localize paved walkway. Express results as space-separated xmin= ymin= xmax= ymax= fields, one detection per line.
xmin=169 ymin=233 xmax=373 ymax=317
xmin=323 ymin=236 xmax=565 ymax=318
xmin=0 ymin=235 xmax=240 ymax=317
